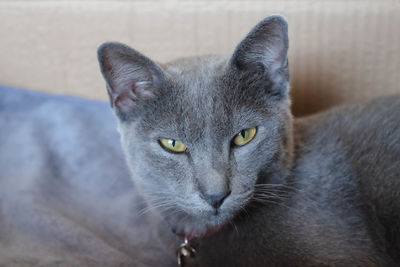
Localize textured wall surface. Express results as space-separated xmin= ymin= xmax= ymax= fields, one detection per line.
xmin=0 ymin=0 xmax=399 ymax=116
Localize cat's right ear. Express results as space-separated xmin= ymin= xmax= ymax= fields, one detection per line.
xmin=97 ymin=42 xmax=164 ymax=121
xmin=229 ymin=15 xmax=289 ymax=98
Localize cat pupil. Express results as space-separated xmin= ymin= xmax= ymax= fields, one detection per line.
xmin=171 ymin=140 xmax=176 ymax=147
xmin=240 ymin=130 xmax=246 ymax=138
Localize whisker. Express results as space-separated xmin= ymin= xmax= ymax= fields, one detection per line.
xmin=137 ymin=200 xmax=177 ymax=217
xmin=229 ymin=221 xmax=239 ymax=235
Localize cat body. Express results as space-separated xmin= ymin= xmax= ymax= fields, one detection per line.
xmin=0 ymin=16 xmax=399 ymax=266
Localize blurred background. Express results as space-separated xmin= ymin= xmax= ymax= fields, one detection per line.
xmin=0 ymin=0 xmax=399 ymax=116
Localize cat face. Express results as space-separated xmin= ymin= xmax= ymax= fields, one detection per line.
xmin=98 ymin=16 xmax=291 ymax=237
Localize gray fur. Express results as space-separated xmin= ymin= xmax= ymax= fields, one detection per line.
xmin=1 ymin=15 xmax=399 ymax=266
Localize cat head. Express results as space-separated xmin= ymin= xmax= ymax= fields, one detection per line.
xmin=98 ymin=15 xmax=292 ymax=237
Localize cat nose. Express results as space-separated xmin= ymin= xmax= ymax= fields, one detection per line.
xmin=201 ymin=190 xmax=231 ymax=209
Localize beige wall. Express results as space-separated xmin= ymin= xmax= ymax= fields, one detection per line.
xmin=0 ymin=0 xmax=399 ymax=116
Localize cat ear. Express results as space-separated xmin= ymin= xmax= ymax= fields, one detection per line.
xmin=230 ymin=15 xmax=289 ymax=97
xmin=97 ymin=42 xmax=164 ymax=121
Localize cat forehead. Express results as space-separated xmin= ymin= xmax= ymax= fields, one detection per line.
xmin=162 ymin=55 xmax=228 ymax=97
xmin=155 ymin=56 xmax=232 ymax=122
xmin=136 ymin=55 xmax=273 ymax=138
xmin=139 ymin=81 xmax=267 ymax=141
xmin=147 ymin=64 xmax=232 ymax=139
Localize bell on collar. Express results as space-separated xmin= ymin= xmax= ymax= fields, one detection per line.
xmin=177 ymin=237 xmax=197 ymax=267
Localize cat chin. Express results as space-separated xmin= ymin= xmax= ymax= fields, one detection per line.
xmin=186 ymin=218 xmax=230 ymax=240
xmin=165 ymin=210 xmax=233 ymax=239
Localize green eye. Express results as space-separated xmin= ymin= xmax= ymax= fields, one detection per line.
xmin=159 ymin=138 xmax=187 ymax=153
xmin=233 ymin=127 xmax=257 ymax=146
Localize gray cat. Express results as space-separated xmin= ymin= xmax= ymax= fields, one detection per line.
xmin=0 ymin=15 xmax=399 ymax=266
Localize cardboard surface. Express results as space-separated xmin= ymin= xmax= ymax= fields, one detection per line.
xmin=0 ymin=0 xmax=399 ymax=116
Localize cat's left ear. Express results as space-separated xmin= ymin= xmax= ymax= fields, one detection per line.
xmin=230 ymin=15 xmax=289 ymax=97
